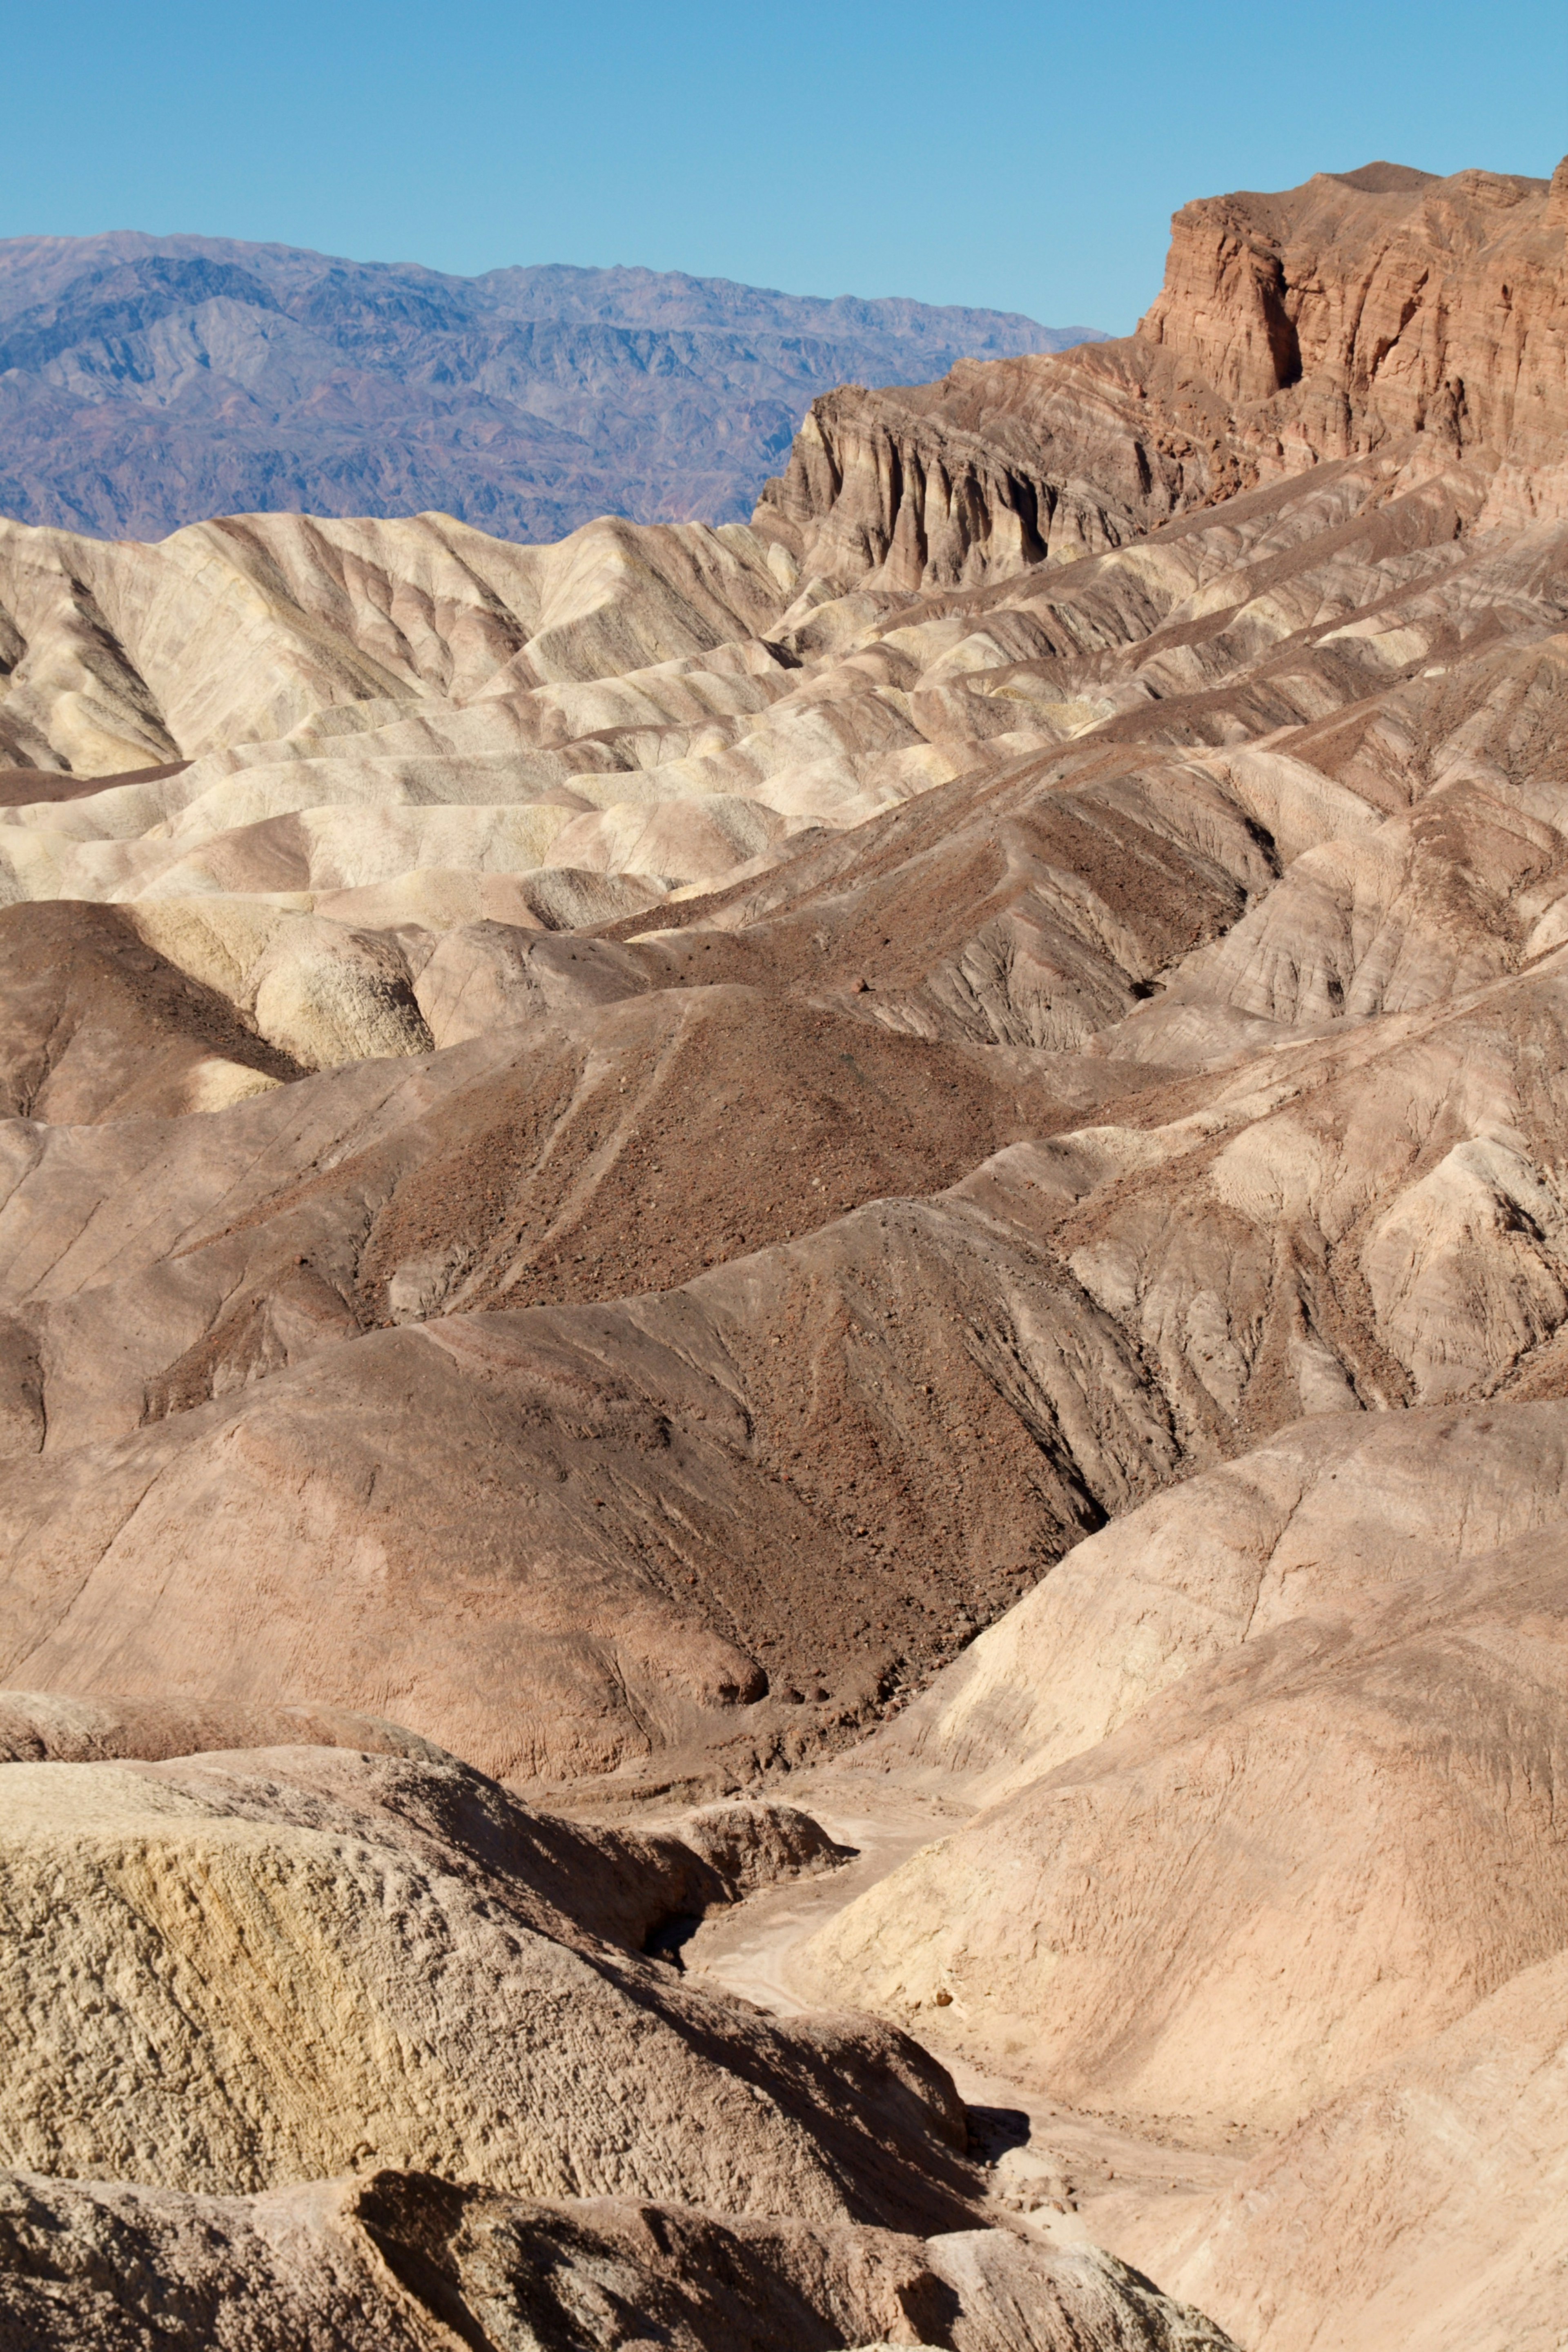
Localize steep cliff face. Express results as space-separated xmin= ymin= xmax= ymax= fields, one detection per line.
xmin=748 ymin=345 xmax=1235 ymax=593
xmin=1141 ymin=159 xmax=1568 ymax=497
xmin=756 ymin=157 xmax=1568 ymax=591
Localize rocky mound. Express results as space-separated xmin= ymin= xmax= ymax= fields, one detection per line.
xmin=856 ymin=1401 xmax=1568 ymax=1801
xmin=0 ymin=1689 xmax=450 ymax=1764
xmin=801 ymin=1506 xmax=1568 ymax=2130
xmin=0 ymin=898 xmax=302 ymax=1122
xmin=0 ymin=1744 xmax=969 ymax=2222
xmin=1136 ymin=1946 xmax=1568 ymax=2351
xmin=0 ymin=1735 xmax=1241 ymax=2346
xmin=0 ymin=2167 xmax=1236 ymax=2351
xmin=790 ymin=1397 xmax=1568 ymax=2341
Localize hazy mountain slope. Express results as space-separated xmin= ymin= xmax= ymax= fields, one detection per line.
xmin=0 ymin=234 xmax=1101 ymax=543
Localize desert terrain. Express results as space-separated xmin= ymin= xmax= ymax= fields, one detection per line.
xmin=2 ymin=154 xmax=1567 ymax=2348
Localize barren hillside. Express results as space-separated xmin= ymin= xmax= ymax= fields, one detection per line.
xmin=2 ymin=156 xmax=1566 ymax=2351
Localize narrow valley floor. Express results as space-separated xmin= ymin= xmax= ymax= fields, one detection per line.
xmin=674 ymin=1773 xmax=1252 ymax=2271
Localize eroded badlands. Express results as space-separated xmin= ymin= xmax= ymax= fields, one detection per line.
xmin=4 ymin=155 xmax=1568 ymax=2350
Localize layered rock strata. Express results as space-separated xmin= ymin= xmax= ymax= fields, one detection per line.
xmin=755 ymin=158 xmax=1568 ymax=589
xmin=6 ymin=403 xmax=1568 ymax=1784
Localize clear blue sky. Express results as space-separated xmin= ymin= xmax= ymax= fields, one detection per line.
xmin=4 ymin=0 xmax=1564 ymax=332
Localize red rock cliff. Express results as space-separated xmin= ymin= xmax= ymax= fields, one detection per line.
xmin=756 ymin=158 xmax=1568 ymax=592
xmin=1140 ymin=160 xmax=1568 ymax=481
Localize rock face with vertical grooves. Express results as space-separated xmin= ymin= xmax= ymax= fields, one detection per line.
xmin=753 ymin=159 xmax=1568 ymax=589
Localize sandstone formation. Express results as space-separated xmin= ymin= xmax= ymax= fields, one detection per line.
xmin=0 ymin=2167 xmax=1236 ymax=2351
xmin=850 ymin=1401 xmax=1568 ymax=1802
xmin=756 ymin=159 xmax=1568 ymax=589
xmin=1137 ymin=1947 xmax=1568 ymax=2352
xmin=5 ymin=151 xmax=1568 ymax=2350
xmin=0 ymin=1736 xmax=1238 ymax=2348
xmin=0 ymin=234 xmax=1098 ymax=544
xmin=798 ymin=1421 xmax=1568 ymax=2129
xmin=0 ymin=1744 xmax=969 ymax=2222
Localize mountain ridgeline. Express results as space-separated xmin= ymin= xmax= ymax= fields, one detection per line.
xmin=0 ymin=233 xmax=1101 ymax=543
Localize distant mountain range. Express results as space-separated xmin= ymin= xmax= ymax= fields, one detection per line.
xmin=0 ymin=233 xmax=1103 ymax=543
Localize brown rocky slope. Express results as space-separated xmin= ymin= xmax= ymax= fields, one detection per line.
xmin=4 ymin=151 xmax=1568 ymax=2350
xmin=0 ymin=166 xmax=1563 ymax=1788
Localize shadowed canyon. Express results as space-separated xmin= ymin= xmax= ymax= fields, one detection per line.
xmin=3 ymin=155 xmax=1568 ymax=2350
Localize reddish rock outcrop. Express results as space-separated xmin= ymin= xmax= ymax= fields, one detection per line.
xmin=1142 ymin=161 xmax=1568 ymax=483
xmin=755 ymin=158 xmax=1568 ymax=589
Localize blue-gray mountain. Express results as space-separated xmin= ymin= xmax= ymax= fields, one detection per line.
xmin=0 ymin=233 xmax=1101 ymax=544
